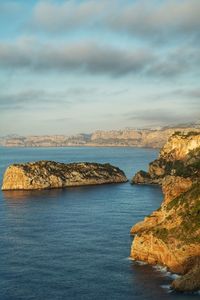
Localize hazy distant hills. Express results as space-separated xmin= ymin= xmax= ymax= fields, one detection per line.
xmin=0 ymin=134 xmax=91 ymax=148
xmin=1 ymin=123 xmax=200 ymax=149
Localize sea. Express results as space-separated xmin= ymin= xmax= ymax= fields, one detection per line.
xmin=0 ymin=147 xmax=199 ymax=300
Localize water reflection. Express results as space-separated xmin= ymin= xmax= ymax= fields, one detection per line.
xmin=2 ymin=188 xmax=66 ymax=201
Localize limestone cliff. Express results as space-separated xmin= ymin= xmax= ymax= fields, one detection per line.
xmin=130 ymin=132 xmax=200 ymax=292
xmin=132 ymin=131 xmax=200 ymax=184
xmin=90 ymin=127 xmax=200 ymax=148
xmin=131 ymin=178 xmax=200 ymax=291
xmin=2 ymin=161 xmax=127 ymax=190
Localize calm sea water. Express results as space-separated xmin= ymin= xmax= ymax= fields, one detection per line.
xmin=0 ymin=147 xmax=198 ymax=300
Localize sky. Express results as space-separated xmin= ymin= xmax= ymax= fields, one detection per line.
xmin=0 ymin=0 xmax=199 ymax=135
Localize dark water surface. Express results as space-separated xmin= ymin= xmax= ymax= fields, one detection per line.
xmin=0 ymin=147 xmax=198 ymax=300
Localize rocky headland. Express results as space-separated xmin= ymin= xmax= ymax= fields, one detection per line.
xmin=1 ymin=161 xmax=127 ymax=190
xmin=130 ymin=131 xmax=200 ymax=292
xmin=132 ymin=131 xmax=200 ymax=185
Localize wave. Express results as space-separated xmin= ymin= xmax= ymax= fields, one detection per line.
xmin=152 ymin=264 xmax=181 ymax=280
xmin=128 ymin=257 xmax=148 ymax=265
xmin=160 ymin=285 xmax=173 ymax=293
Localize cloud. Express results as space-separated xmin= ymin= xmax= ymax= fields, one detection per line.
xmin=0 ymin=37 xmax=199 ymax=78
xmin=0 ymin=87 xmax=108 ymax=111
xmin=107 ymin=0 xmax=200 ymax=42
xmin=184 ymin=88 xmax=200 ymax=99
xmin=0 ymin=38 xmax=155 ymax=76
xmin=0 ymin=89 xmax=71 ymax=110
xmin=28 ymin=0 xmax=200 ymax=43
xmin=125 ymin=108 xmax=199 ymax=127
xmin=30 ymin=0 xmax=106 ymax=33
xmin=152 ymin=88 xmax=200 ymax=103
xmin=45 ymin=117 xmax=71 ymax=123
xmin=147 ymin=45 xmax=200 ymax=77
xmin=66 ymin=87 xmax=98 ymax=95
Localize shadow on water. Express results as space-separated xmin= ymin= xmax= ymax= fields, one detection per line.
xmin=2 ymin=182 xmax=128 ymax=202
xmin=2 ymin=179 xmax=136 ymax=204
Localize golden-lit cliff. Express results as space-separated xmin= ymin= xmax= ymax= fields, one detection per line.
xmin=132 ymin=131 xmax=200 ymax=184
xmin=131 ymin=132 xmax=200 ymax=292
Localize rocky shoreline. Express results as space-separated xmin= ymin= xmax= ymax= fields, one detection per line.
xmin=1 ymin=161 xmax=127 ymax=190
xmin=130 ymin=131 xmax=200 ymax=292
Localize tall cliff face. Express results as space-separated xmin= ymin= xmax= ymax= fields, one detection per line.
xmin=90 ymin=128 xmax=200 ymax=148
xmin=132 ymin=132 xmax=200 ymax=184
xmin=159 ymin=132 xmax=200 ymax=161
xmin=130 ymin=132 xmax=200 ymax=292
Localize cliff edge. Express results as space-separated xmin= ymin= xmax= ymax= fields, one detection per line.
xmin=132 ymin=131 xmax=200 ymax=184
xmin=2 ymin=161 xmax=127 ymax=190
xmin=130 ymin=132 xmax=200 ymax=292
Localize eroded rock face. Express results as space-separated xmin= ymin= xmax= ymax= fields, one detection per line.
xmin=162 ymin=176 xmax=193 ymax=204
xmin=1 ymin=161 xmax=127 ymax=190
xmin=159 ymin=131 xmax=200 ymax=161
xmin=130 ymin=132 xmax=200 ymax=292
xmin=132 ymin=132 xmax=200 ymax=184
xmin=171 ymin=257 xmax=200 ymax=292
xmin=130 ymin=181 xmax=200 ymax=290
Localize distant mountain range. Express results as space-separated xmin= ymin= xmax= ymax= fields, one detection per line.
xmin=1 ymin=122 xmax=200 ymax=149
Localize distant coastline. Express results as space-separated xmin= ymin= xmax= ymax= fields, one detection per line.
xmin=1 ymin=124 xmax=199 ymax=149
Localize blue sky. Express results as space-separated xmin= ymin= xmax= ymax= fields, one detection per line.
xmin=0 ymin=0 xmax=199 ymax=135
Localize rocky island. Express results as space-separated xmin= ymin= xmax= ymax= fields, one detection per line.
xmin=1 ymin=161 xmax=127 ymax=190
xmin=130 ymin=131 xmax=200 ymax=292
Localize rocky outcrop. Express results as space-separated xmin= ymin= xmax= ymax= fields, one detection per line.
xmin=162 ymin=176 xmax=193 ymax=204
xmin=171 ymin=256 xmax=200 ymax=292
xmin=130 ymin=132 xmax=200 ymax=292
xmin=132 ymin=132 xmax=200 ymax=184
xmin=131 ymin=178 xmax=200 ymax=291
xmin=1 ymin=161 xmax=127 ymax=190
xmin=160 ymin=131 xmax=200 ymax=161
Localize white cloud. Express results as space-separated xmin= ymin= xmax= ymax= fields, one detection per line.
xmin=0 ymin=38 xmax=155 ymax=76
xmin=28 ymin=0 xmax=200 ymax=43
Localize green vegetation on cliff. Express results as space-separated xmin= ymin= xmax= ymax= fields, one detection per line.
xmin=133 ymin=133 xmax=200 ymax=184
xmin=131 ymin=131 xmax=200 ymax=292
xmin=152 ymin=183 xmax=200 ymax=244
xmin=172 ymin=131 xmax=200 ymax=138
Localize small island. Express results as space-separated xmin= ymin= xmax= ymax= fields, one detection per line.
xmin=1 ymin=161 xmax=127 ymax=190
xmin=130 ymin=131 xmax=200 ymax=292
